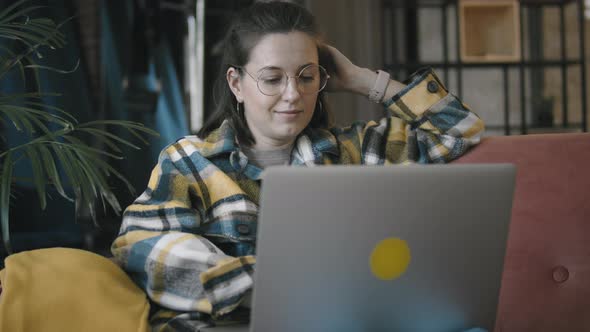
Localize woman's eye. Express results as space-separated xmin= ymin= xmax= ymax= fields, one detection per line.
xmin=261 ymin=78 xmax=282 ymax=85
xmin=300 ymin=76 xmax=315 ymax=83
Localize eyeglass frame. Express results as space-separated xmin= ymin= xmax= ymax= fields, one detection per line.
xmin=231 ymin=63 xmax=330 ymax=96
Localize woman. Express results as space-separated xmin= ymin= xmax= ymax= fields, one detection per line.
xmin=111 ymin=1 xmax=484 ymax=329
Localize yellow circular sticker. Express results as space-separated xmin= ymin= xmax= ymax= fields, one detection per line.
xmin=369 ymin=237 xmax=411 ymax=280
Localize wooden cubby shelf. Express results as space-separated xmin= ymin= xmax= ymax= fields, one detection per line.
xmin=459 ymin=0 xmax=521 ymax=63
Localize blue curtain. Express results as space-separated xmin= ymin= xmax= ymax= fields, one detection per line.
xmin=102 ymin=1 xmax=189 ymax=200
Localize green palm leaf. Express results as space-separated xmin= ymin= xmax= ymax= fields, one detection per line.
xmin=24 ymin=145 xmax=46 ymax=209
xmin=37 ymin=143 xmax=69 ymax=200
xmin=0 ymin=1 xmax=45 ymax=24
xmin=1 ymin=19 xmax=66 ymax=44
xmin=80 ymin=120 xmax=159 ymax=145
xmin=0 ymin=0 xmax=161 ymax=254
xmin=0 ymin=1 xmax=69 ymax=82
xmin=25 ymin=59 xmax=79 ymax=74
xmin=1 ymin=152 xmax=14 ymax=254
xmin=0 ymin=118 xmax=158 ymax=224
xmin=0 ymin=45 xmax=26 ymax=85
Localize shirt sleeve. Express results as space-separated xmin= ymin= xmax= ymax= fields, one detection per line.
xmin=110 ymin=148 xmax=255 ymax=318
xmin=342 ymin=67 xmax=485 ymax=164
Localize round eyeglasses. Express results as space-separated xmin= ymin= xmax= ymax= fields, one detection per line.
xmin=235 ymin=64 xmax=329 ymax=96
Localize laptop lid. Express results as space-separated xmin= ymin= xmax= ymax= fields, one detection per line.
xmin=250 ymin=164 xmax=516 ymax=332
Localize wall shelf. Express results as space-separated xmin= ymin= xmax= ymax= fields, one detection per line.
xmin=381 ymin=0 xmax=588 ymax=135
xmin=459 ymin=0 xmax=521 ymax=63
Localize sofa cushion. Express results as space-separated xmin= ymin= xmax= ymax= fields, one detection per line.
xmin=0 ymin=248 xmax=150 ymax=332
xmin=454 ymin=133 xmax=590 ymax=331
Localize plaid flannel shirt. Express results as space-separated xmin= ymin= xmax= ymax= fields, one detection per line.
xmin=111 ymin=67 xmax=484 ymax=327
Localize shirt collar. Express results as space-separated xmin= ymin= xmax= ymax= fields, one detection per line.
xmin=291 ymin=127 xmax=340 ymax=165
xmin=200 ymin=120 xmax=340 ymax=164
xmin=197 ymin=120 xmax=238 ymax=158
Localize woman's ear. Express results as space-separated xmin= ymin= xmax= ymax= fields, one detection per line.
xmin=227 ymin=67 xmax=243 ymax=103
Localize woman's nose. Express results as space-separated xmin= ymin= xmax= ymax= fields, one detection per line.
xmin=281 ymin=77 xmax=303 ymax=100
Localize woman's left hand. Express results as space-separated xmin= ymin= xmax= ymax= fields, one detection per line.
xmin=319 ymin=44 xmax=406 ymax=100
xmin=320 ymin=44 xmax=366 ymax=94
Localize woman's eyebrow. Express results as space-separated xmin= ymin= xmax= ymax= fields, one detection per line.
xmin=297 ymin=62 xmax=315 ymax=70
xmin=258 ymin=62 xmax=316 ymax=72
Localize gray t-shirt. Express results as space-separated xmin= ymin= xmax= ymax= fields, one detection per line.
xmin=241 ymin=145 xmax=292 ymax=168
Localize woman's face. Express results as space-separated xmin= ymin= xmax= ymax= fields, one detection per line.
xmin=228 ymin=31 xmax=319 ymax=149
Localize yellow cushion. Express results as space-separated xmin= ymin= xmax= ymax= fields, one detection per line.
xmin=0 ymin=248 xmax=150 ymax=332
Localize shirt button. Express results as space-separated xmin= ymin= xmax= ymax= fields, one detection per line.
xmin=236 ymin=224 xmax=250 ymax=235
xmin=552 ymin=266 xmax=569 ymax=283
xmin=427 ymin=80 xmax=439 ymax=93
xmin=230 ymin=151 xmax=248 ymax=171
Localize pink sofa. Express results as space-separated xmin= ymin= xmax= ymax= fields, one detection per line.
xmin=453 ymin=132 xmax=590 ymax=331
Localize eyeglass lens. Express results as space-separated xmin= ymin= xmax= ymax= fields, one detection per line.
xmin=256 ymin=65 xmax=328 ymax=96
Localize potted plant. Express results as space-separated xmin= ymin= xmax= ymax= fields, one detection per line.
xmin=0 ymin=0 xmax=159 ymax=254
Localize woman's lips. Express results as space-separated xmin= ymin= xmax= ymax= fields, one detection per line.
xmin=274 ymin=110 xmax=303 ymax=120
xmin=275 ymin=110 xmax=302 ymax=114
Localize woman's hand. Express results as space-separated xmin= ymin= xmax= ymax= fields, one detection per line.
xmin=319 ymin=45 xmax=361 ymax=93
xmin=319 ymin=45 xmax=383 ymax=96
xmin=319 ymin=44 xmax=406 ymax=100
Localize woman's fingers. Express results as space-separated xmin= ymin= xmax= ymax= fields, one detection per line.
xmin=319 ymin=44 xmax=358 ymax=92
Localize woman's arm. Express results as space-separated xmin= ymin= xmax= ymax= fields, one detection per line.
xmin=111 ymin=146 xmax=254 ymax=318
xmin=323 ymin=45 xmax=406 ymax=101
xmin=323 ymin=45 xmax=484 ymax=164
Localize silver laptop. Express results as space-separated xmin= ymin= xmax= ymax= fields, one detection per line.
xmin=205 ymin=164 xmax=516 ymax=332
